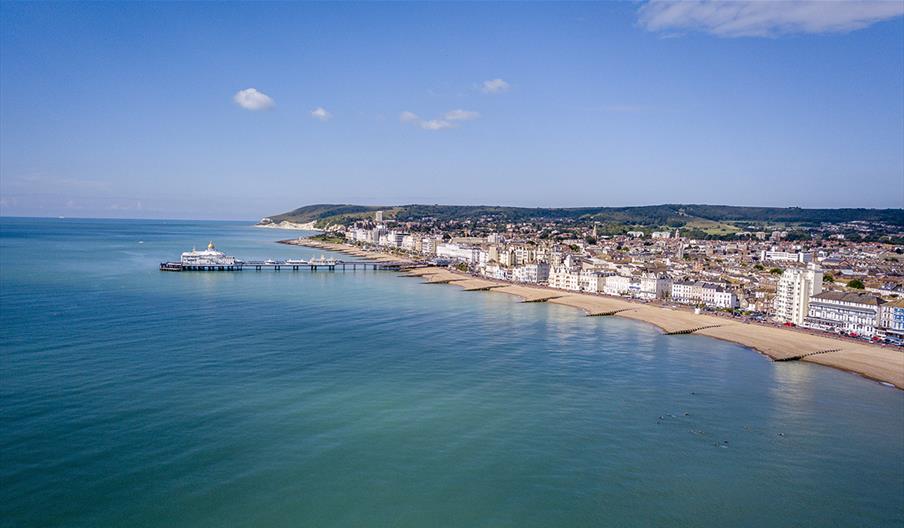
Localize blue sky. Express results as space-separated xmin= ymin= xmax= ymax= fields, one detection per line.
xmin=1 ymin=1 xmax=902 ymax=220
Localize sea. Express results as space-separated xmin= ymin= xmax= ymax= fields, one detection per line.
xmin=1 ymin=217 xmax=902 ymax=528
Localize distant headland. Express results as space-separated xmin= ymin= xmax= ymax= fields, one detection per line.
xmin=259 ymin=203 xmax=904 ymax=233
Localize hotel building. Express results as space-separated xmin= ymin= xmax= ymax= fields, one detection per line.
xmin=773 ymin=264 xmax=823 ymax=325
xmin=804 ymin=291 xmax=885 ymax=337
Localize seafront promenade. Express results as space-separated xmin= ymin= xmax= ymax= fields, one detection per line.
xmin=286 ymin=238 xmax=904 ymax=389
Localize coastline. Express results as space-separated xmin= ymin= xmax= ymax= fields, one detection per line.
xmin=256 ymin=220 xmax=322 ymax=231
xmin=283 ymin=238 xmax=904 ymax=390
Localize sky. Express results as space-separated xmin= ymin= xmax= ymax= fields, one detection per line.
xmin=1 ymin=1 xmax=903 ymax=220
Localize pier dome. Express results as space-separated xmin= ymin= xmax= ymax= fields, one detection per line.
xmin=180 ymin=241 xmax=235 ymax=267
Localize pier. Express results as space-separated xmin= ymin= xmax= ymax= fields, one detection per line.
xmin=161 ymin=241 xmax=411 ymax=272
xmin=160 ymin=260 xmax=407 ymax=272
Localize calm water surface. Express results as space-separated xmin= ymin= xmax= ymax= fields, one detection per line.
xmin=1 ymin=218 xmax=902 ymax=527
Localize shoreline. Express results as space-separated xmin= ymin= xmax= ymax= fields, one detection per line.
xmin=256 ymin=220 xmax=322 ymax=231
xmin=281 ymin=238 xmax=414 ymax=263
xmin=282 ymin=238 xmax=904 ymax=390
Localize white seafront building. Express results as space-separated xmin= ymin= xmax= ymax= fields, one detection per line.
xmin=547 ymin=269 xmax=670 ymax=299
xmin=548 ymin=266 xmax=581 ymax=291
xmin=420 ymin=236 xmax=438 ymax=256
xmin=773 ymin=264 xmax=823 ymax=325
xmin=670 ymin=281 xmax=739 ymax=309
xmin=637 ymin=274 xmax=672 ymax=300
xmin=435 ymin=243 xmax=481 ymax=264
xmin=880 ymin=299 xmax=904 ymax=339
xmin=482 ymin=263 xmax=511 ymax=281
xmin=803 ymin=291 xmax=885 ymax=337
xmin=511 ymin=262 xmax=550 ymax=284
xmin=579 ymin=270 xmax=609 ymax=293
xmin=603 ymin=274 xmax=632 ymax=296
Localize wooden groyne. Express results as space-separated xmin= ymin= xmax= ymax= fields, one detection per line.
xmin=422 ymin=278 xmax=458 ymax=284
xmin=774 ymin=349 xmax=842 ymax=362
xmin=522 ymin=295 xmax=565 ymax=303
xmin=665 ymin=324 xmax=723 ymax=336
xmin=587 ymin=308 xmax=632 ymax=317
xmin=462 ymin=284 xmax=508 ymax=292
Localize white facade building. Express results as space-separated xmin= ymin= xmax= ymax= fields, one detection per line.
xmin=759 ymin=249 xmax=813 ymax=264
xmin=671 ymin=281 xmax=738 ymax=309
xmin=371 ymin=227 xmax=388 ymax=244
xmin=420 ymin=237 xmax=438 ymax=256
xmin=381 ymin=231 xmax=405 ymax=248
xmin=700 ymin=284 xmax=739 ymax=309
xmin=549 ymin=266 xmax=581 ymax=291
xmin=499 ymin=248 xmax=517 ymax=267
xmin=435 ymin=243 xmax=481 ymax=264
xmin=638 ymin=275 xmax=672 ymax=300
xmin=604 ymin=275 xmax=633 ymax=296
xmin=512 ymin=263 xmax=550 ymax=284
xmin=671 ymin=281 xmax=701 ymax=304
xmin=579 ymin=270 xmax=609 ymax=293
xmin=880 ymin=299 xmax=904 ymax=338
xmin=804 ymin=291 xmax=885 ymax=337
xmin=773 ymin=264 xmax=823 ymax=325
xmin=348 ymin=228 xmax=371 ymax=243
xmin=482 ymin=263 xmax=510 ymax=281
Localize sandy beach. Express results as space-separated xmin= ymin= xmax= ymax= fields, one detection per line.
xmin=288 ymin=238 xmax=414 ymax=263
xmin=283 ymin=240 xmax=904 ymax=389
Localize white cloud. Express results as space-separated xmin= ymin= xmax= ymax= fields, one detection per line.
xmin=233 ymin=88 xmax=275 ymax=110
xmin=311 ymin=107 xmax=332 ymax=121
xmin=399 ymin=111 xmax=420 ymax=123
xmin=401 ymin=109 xmax=479 ymax=131
xmin=420 ymin=119 xmax=454 ymax=130
xmin=481 ymin=78 xmax=510 ymax=94
xmin=444 ymin=109 xmax=481 ymax=121
xmin=637 ymin=0 xmax=904 ymax=38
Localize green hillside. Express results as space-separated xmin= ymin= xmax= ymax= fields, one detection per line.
xmin=266 ymin=203 xmax=904 ymax=228
xmin=269 ymin=204 xmax=388 ymax=224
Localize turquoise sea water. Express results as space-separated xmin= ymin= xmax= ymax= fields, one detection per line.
xmin=1 ymin=217 xmax=902 ymax=527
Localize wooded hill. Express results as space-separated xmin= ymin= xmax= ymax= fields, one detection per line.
xmin=266 ymin=203 xmax=904 ymax=228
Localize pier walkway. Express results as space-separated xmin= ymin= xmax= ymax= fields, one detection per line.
xmin=160 ymin=260 xmax=408 ymax=272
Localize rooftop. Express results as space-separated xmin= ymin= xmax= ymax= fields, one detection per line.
xmin=811 ymin=291 xmax=886 ymax=306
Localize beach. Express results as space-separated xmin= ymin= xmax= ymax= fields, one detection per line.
xmin=284 ymin=238 xmax=904 ymax=389
xmin=284 ymin=238 xmax=415 ymax=263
